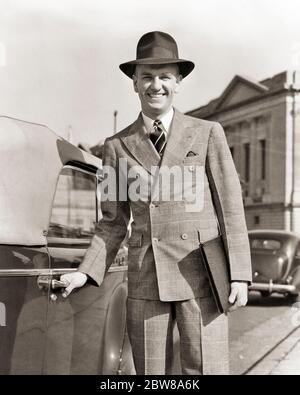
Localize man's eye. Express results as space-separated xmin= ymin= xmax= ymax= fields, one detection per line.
xmin=161 ymin=76 xmax=170 ymax=81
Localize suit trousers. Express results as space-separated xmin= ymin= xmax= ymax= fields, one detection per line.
xmin=126 ymin=296 xmax=229 ymax=375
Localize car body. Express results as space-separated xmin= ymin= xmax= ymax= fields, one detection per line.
xmin=0 ymin=116 xmax=136 ymax=374
xmin=248 ymin=229 xmax=300 ymax=301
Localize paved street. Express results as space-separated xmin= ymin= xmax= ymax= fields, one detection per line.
xmin=229 ymin=292 xmax=290 ymax=341
xmin=229 ymin=292 xmax=299 ymax=374
xmin=172 ymin=291 xmax=298 ymax=375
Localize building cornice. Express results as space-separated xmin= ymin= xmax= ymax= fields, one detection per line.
xmin=188 ymin=88 xmax=290 ymax=120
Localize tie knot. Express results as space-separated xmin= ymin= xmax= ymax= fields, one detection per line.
xmin=153 ymin=119 xmax=162 ymax=129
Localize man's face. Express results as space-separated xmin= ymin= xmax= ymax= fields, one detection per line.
xmin=133 ymin=64 xmax=182 ymax=119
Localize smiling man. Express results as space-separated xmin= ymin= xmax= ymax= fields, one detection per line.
xmin=61 ymin=31 xmax=252 ymax=375
xmin=132 ymin=63 xmax=182 ymax=119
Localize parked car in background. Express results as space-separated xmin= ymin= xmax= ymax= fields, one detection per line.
xmin=248 ymin=229 xmax=300 ymax=302
xmin=0 ymin=116 xmax=135 ymax=375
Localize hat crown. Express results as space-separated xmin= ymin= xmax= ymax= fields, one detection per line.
xmin=136 ymin=31 xmax=179 ymax=60
xmin=119 ymin=31 xmax=194 ymax=79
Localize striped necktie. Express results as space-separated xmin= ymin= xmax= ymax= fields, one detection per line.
xmin=149 ymin=119 xmax=167 ymax=155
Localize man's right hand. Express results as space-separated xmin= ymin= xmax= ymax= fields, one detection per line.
xmin=60 ymin=272 xmax=88 ymax=298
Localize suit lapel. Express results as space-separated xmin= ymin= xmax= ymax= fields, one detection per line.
xmin=160 ymin=109 xmax=200 ymax=169
xmin=120 ymin=114 xmax=160 ymax=176
xmin=120 ymin=110 xmax=205 ymax=178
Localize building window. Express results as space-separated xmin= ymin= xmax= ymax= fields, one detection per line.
xmin=254 ymin=215 xmax=260 ymax=225
xmin=259 ymin=139 xmax=266 ymax=180
xmin=244 ymin=143 xmax=250 ymax=183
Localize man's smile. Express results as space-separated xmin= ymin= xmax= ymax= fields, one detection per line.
xmin=147 ymin=92 xmax=166 ymax=99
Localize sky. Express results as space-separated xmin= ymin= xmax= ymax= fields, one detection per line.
xmin=1 ymin=0 xmax=300 ymax=145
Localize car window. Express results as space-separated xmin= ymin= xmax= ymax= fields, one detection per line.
xmin=48 ymin=167 xmax=97 ymax=239
xmin=250 ymin=238 xmax=281 ymax=250
xmin=295 ymin=243 xmax=300 ymax=258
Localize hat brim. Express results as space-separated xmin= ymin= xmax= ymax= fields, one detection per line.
xmin=119 ymin=58 xmax=195 ymax=79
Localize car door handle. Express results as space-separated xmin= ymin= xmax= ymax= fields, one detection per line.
xmin=37 ymin=275 xmax=51 ymax=290
xmin=51 ymin=279 xmax=68 ymax=289
xmin=37 ymin=275 xmax=68 ymax=290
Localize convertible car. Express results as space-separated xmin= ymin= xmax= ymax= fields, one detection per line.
xmin=248 ymin=229 xmax=300 ymax=302
xmin=0 ymin=116 xmax=135 ymax=374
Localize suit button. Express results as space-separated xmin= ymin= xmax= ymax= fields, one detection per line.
xmin=188 ymin=165 xmax=195 ymax=172
xmin=150 ymin=204 xmax=154 ymax=209
xmin=153 ymin=237 xmax=159 ymax=243
xmin=181 ymin=233 xmax=188 ymax=240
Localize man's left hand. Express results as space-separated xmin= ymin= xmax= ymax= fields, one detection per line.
xmin=228 ymin=281 xmax=248 ymax=312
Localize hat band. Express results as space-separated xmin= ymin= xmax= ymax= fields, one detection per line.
xmin=137 ymin=45 xmax=178 ymax=60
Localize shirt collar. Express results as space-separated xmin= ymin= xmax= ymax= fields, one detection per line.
xmin=142 ymin=107 xmax=174 ymax=134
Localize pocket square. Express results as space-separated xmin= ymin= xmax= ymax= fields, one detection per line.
xmin=186 ymin=151 xmax=198 ymax=157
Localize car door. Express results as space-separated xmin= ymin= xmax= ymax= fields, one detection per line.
xmin=0 ymin=245 xmax=50 ymax=374
xmin=43 ymin=165 xmax=133 ymax=374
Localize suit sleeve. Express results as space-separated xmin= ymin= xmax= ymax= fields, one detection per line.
xmin=79 ymin=138 xmax=130 ymax=286
xmin=206 ymin=122 xmax=252 ymax=283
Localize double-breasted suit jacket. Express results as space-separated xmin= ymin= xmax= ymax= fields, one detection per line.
xmin=80 ymin=109 xmax=252 ymax=304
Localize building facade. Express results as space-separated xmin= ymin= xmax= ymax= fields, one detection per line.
xmin=187 ymin=71 xmax=300 ymax=232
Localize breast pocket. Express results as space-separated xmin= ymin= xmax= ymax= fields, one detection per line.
xmin=183 ymin=143 xmax=205 ymax=163
xmin=183 ymin=155 xmax=203 ymax=165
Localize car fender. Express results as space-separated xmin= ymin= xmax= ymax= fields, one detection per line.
xmin=100 ymin=280 xmax=128 ymax=374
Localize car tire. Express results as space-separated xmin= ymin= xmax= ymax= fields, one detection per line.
xmin=287 ymin=293 xmax=300 ymax=303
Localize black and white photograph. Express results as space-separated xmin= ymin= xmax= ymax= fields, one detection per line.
xmin=1 ymin=0 xmax=300 ymax=379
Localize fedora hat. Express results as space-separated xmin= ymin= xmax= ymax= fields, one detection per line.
xmin=119 ymin=31 xmax=195 ymax=79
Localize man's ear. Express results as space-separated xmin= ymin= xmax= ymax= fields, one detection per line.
xmin=133 ymin=74 xmax=138 ymax=93
xmin=174 ymin=74 xmax=183 ymax=94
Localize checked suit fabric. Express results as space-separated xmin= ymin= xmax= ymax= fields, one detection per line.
xmin=79 ymin=109 xmax=253 ymax=375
